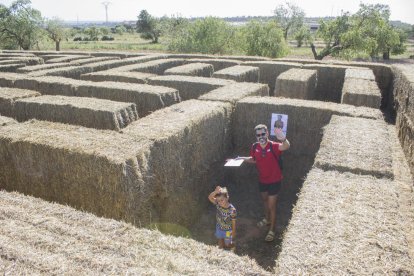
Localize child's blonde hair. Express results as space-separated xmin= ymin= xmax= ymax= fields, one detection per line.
xmin=217 ymin=187 xmax=229 ymax=198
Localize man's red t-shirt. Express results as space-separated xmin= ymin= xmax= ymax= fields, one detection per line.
xmin=250 ymin=141 xmax=283 ymax=184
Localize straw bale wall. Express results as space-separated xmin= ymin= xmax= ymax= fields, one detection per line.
xmin=13 ymin=76 xmax=84 ymax=96
xmin=341 ymin=78 xmax=381 ymax=108
xmin=344 ymin=68 xmax=375 ymax=80
xmin=0 ymin=88 xmax=40 ymax=117
xmin=199 ymin=82 xmax=269 ymax=104
xmin=243 ymin=61 xmax=303 ymax=96
xmin=275 ymin=168 xmax=414 ymax=275
xmin=0 ymin=120 xmax=153 ymax=224
xmin=396 ymin=113 xmax=414 ymax=177
xmin=112 ymin=58 xmax=185 ymax=74
xmin=274 ymin=68 xmax=317 ymax=99
xmin=0 ymin=60 xmax=27 ymax=65
xmin=0 ymin=72 xmax=27 ymax=87
xmin=0 ymin=63 xmax=25 ymax=72
xmin=184 ymin=58 xmax=241 ymax=71
xmin=315 ymin=115 xmax=393 ymax=179
xmin=69 ymin=56 xmax=118 ymax=65
xmin=0 ymin=190 xmax=268 ymax=275
xmin=0 ymin=115 xmax=16 ymax=126
xmin=28 ymin=66 xmax=94 ymax=79
xmin=392 ymin=65 xmax=414 ymax=123
xmin=123 ymin=100 xmax=233 ymax=225
xmin=39 ymin=54 xmax=67 ymax=61
xmin=213 ymin=65 xmax=259 ymax=83
xmin=164 ymin=63 xmax=214 ymax=77
xmin=147 ymin=75 xmax=234 ymax=100
xmin=80 ymin=71 xmax=156 ymax=84
xmin=14 ymin=95 xmax=138 ymax=130
xmin=45 ymin=55 xmax=91 ymax=64
xmin=17 ymin=62 xmax=74 ymax=73
xmin=5 ymin=56 xmax=44 ymax=65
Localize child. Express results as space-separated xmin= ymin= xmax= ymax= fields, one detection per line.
xmin=208 ymin=186 xmax=237 ymax=250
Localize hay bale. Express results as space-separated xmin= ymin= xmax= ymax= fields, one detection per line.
xmin=7 ymin=56 xmax=44 ymax=65
xmin=39 ymin=54 xmax=68 ymax=61
xmin=0 ymin=88 xmax=41 ymax=117
xmin=233 ymin=97 xmax=383 ymax=156
xmin=344 ymin=68 xmax=375 ymax=80
xmin=147 ymin=75 xmax=234 ymax=100
xmin=17 ymin=62 xmax=75 ymax=73
xmin=213 ymin=65 xmax=259 ymax=83
xmin=80 ymin=71 xmax=156 ymax=84
xmin=341 ymin=78 xmax=381 ymax=108
xmin=396 ymin=112 xmax=414 ymax=177
xmin=392 ymin=64 xmax=414 ymax=122
xmin=28 ymin=65 xmax=94 ymax=79
xmin=0 ymin=73 xmax=27 ymax=87
xmin=0 ymin=60 xmax=28 ymax=65
xmin=75 ymin=81 xmax=180 ymax=117
xmin=0 ymin=63 xmax=25 ymax=72
xmin=199 ymin=82 xmax=269 ymax=104
xmin=219 ymin=55 xmax=270 ymax=61
xmin=0 ymin=120 xmax=153 ymax=224
xmin=123 ymin=99 xmax=233 ymax=225
xmin=0 ymin=190 xmax=269 ymax=275
xmin=14 ymin=76 xmax=83 ymax=96
xmin=69 ymin=56 xmax=119 ymax=65
xmin=164 ymin=63 xmax=214 ymax=77
xmin=243 ymin=61 xmax=303 ymax=96
xmin=45 ymin=55 xmax=91 ymax=64
xmin=184 ymin=58 xmax=241 ymax=71
xmin=315 ymin=115 xmax=393 ymax=178
xmin=303 ymin=64 xmax=353 ymax=102
xmin=0 ymin=115 xmax=17 ymax=126
xmin=113 ymin=58 xmax=185 ymax=74
xmin=274 ymin=68 xmax=317 ymax=99
xmin=275 ymin=168 xmax=414 ymax=275
xmin=14 ymin=95 xmax=138 ymax=130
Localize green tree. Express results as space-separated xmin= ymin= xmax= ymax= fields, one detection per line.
xmin=294 ymin=25 xmax=312 ymax=47
xmin=0 ymin=0 xmax=43 ymax=50
xmin=136 ymin=10 xmax=161 ymax=43
xmin=45 ymin=18 xmax=67 ymax=51
xmin=84 ymin=26 xmax=100 ymax=41
xmin=241 ymin=20 xmax=289 ymax=58
xmin=274 ymin=2 xmax=305 ymax=40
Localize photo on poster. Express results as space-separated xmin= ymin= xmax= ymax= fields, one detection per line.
xmin=271 ymin=113 xmax=288 ymax=137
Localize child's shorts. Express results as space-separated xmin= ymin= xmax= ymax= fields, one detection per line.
xmin=215 ymin=226 xmax=232 ymax=245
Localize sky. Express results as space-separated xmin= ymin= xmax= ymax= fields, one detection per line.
xmin=1 ymin=0 xmax=413 ymax=24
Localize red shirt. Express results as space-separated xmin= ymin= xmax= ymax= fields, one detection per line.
xmin=250 ymin=141 xmax=283 ymax=184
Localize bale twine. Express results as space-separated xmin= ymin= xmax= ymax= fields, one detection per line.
xmin=14 ymin=95 xmax=138 ymax=130
xmin=164 ymin=62 xmax=214 ymax=77
xmin=341 ymin=78 xmax=381 ymax=108
xmin=0 ymin=88 xmax=41 ymax=117
xmin=274 ymin=68 xmax=317 ymax=100
xmin=199 ymin=82 xmax=269 ymax=104
xmin=275 ymin=168 xmax=414 ymax=275
xmin=315 ymin=115 xmax=393 ymax=179
xmin=213 ymin=65 xmax=259 ymax=83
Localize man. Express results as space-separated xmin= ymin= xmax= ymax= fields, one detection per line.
xmin=238 ymin=124 xmax=290 ymax=242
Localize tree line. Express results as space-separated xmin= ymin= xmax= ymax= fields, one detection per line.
xmin=1 ymin=0 xmax=411 ymax=60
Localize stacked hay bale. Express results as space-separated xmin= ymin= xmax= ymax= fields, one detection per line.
xmin=392 ymin=64 xmax=414 ymax=176
xmin=184 ymin=58 xmax=241 ymax=71
xmin=0 ymin=190 xmax=269 ymax=275
xmin=148 ymin=75 xmax=234 ymax=100
xmin=341 ymin=69 xmax=382 ymax=108
xmin=314 ymin=115 xmax=393 ymax=179
xmin=164 ymin=63 xmax=214 ymax=77
xmin=199 ymin=82 xmax=269 ymax=104
xmin=274 ymin=68 xmax=317 ymax=99
xmin=28 ymin=65 xmax=94 ymax=79
xmin=80 ymin=71 xmax=156 ymax=84
xmin=0 ymin=63 xmax=25 ymax=72
xmin=123 ymin=99 xmax=233 ymax=225
xmin=275 ymin=168 xmax=413 ymax=275
xmin=213 ymin=65 xmax=259 ymax=83
xmin=45 ymin=55 xmax=91 ymax=64
xmin=243 ymin=61 xmax=303 ymax=96
xmin=0 ymin=56 xmax=44 ymax=65
xmin=112 ymin=58 xmax=185 ymax=74
xmin=0 ymin=88 xmax=41 ymax=117
xmin=13 ymin=76 xmax=83 ymax=96
xmin=0 ymin=72 xmax=27 ymax=87
xmin=0 ymin=115 xmax=17 ymax=126
xmin=14 ymin=95 xmax=139 ymax=130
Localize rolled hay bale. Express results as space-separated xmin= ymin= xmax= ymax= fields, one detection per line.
xmin=0 ymin=72 xmax=28 ymax=87
xmin=80 ymin=71 xmax=156 ymax=84
xmin=75 ymin=81 xmax=180 ymax=117
xmin=274 ymin=68 xmax=317 ymax=99
xmin=396 ymin=113 xmax=414 ymax=177
xmin=14 ymin=95 xmax=138 ymax=130
xmin=0 ymin=190 xmax=269 ymax=275
xmin=303 ymin=64 xmax=353 ymax=103
xmin=243 ymin=61 xmax=303 ymax=96
xmin=0 ymin=115 xmax=17 ymax=126
xmin=13 ymin=76 xmax=85 ymax=96
xmin=213 ymin=65 xmax=259 ymax=83
xmin=344 ymin=67 xmax=375 ymax=81
xmin=184 ymin=58 xmax=241 ymax=71
xmin=147 ymin=75 xmax=234 ymax=100
xmin=28 ymin=65 xmax=94 ymax=79
xmin=112 ymin=58 xmax=186 ymax=74
xmin=341 ymin=78 xmax=381 ymax=108
xmin=164 ymin=62 xmax=214 ymax=77
xmin=233 ymin=97 xmax=383 ymax=157
xmin=0 ymin=120 xmax=156 ymax=225
xmin=199 ymin=82 xmax=269 ymax=104
xmin=392 ymin=64 xmax=414 ymax=122
xmin=315 ymin=115 xmax=393 ymax=179
xmin=0 ymin=88 xmax=41 ymax=117
xmin=275 ymin=168 xmax=414 ymax=275
xmin=123 ymin=99 xmax=233 ymax=226
xmin=0 ymin=63 xmax=26 ymax=72
xmin=45 ymin=55 xmax=91 ymax=64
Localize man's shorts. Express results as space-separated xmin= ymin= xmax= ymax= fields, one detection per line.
xmin=258 ymin=181 xmax=282 ymax=196
xmin=215 ymin=225 xmax=232 ymax=245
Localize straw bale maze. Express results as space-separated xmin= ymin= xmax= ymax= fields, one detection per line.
xmin=0 ymin=50 xmax=413 ymax=274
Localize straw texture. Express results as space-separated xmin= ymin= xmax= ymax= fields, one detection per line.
xmin=0 ymin=88 xmax=41 ymax=117
xmin=164 ymin=62 xmax=214 ymax=77
xmin=275 ymin=68 xmax=317 ymax=99
xmin=213 ymin=65 xmax=259 ymax=82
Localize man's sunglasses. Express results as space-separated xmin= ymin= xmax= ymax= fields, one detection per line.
xmin=256 ymin=132 xmax=266 ymax=137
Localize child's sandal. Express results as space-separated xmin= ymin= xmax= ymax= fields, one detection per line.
xmin=257 ymin=218 xmax=270 ymax=227
xmin=265 ymin=230 xmax=275 ymax=242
